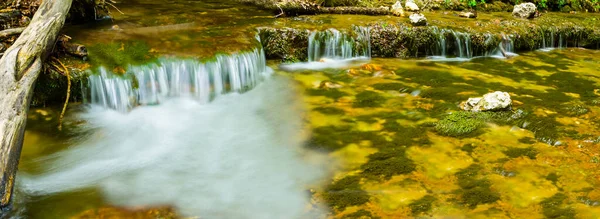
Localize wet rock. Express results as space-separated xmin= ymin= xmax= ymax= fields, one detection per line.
xmin=391 ymin=1 xmax=405 ymax=17
xmin=460 ymin=91 xmax=512 ymax=112
xmin=459 ymin=11 xmax=477 ymax=18
xmin=319 ymin=80 xmax=342 ymax=89
xmin=405 ymin=0 xmax=420 ymax=11
xmin=409 ymin=13 xmax=427 ymax=26
xmin=512 ymin=3 xmax=537 ymax=19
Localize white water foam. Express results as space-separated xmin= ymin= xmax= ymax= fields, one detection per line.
xmin=18 ymin=77 xmax=329 ymax=219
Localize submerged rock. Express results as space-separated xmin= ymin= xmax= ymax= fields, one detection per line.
xmin=460 ymin=91 xmax=512 ymax=112
xmin=409 ymin=13 xmax=427 ymax=26
xmin=459 ymin=11 xmax=477 ymax=18
xmin=319 ymin=80 xmax=343 ymax=89
xmin=512 ymin=3 xmax=537 ymax=19
xmin=405 ymin=0 xmax=420 ymax=11
xmin=391 ymin=1 xmax=405 ymax=17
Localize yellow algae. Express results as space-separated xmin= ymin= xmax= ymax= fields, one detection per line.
xmin=367 ymin=181 xmax=428 ymax=212
xmin=565 ymin=92 xmax=581 ymax=99
xmin=331 ymin=144 xmax=378 ymax=170
xmin=308 ymin=111 xmax=346 ymax=127
xmin=490 ymin=169 xmax=558 ymax=208
xmin=408 ymin=135 xmax=473 ymax=179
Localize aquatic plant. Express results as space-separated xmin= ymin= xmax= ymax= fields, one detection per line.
xmin=540 ymin=193 xmax=576 ymax=218
xmin=435 ymin=112 xmax=486 ymax=137
xmin=353 ymin=91 xmax=387 ymax=108
xmin=455 ymin=165 xmax=500 ymax=208
xmin=503 ymin=147 xmax=538 ymax=159
xmin=360 ymin=148 xmax=416 ymax=180
xmin=341 ymin=209 xmax=380 ymax=219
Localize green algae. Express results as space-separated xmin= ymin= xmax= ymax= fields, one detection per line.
xmin=408 ymin=195 xmax=436 ymax=215
xmin=371 ymin=83 xmax=410 ymax=92
xmin=323 ymin=176 xmax=370 ymax=210
xmin=503 ymin=147 xmax=539 ymax=159
xmin=360 ymin=147 xmax=416 ymax=180
xmin=353 ymin=91 xmax=387 ymax=108
xmin=314 ymin=106 xmax=346 ymax=115
xmin=306 ymin=88 xmax=349 ymax=100
xmin=540 ymin=193 xmax=576 ymax=219
xmin=455 ymin=165 xmax=501 ymax=208
xmin=341 ymin=209 xmax=380 ymax=219
xmin=87 ymin=41 xmax=157 ymax=71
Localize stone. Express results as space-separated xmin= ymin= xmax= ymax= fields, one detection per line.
xmin=460 ymin=91 xmax=512 ymax=112
xmin=409 ymin=13 xmax=427 ymax=26
xmin=391 ymin=1 xmax=405 ymax=17
xmin=318 ymin=80 xmax=342 ymax=89
xmin=512 ymin=3 xmax=537 ymax=19
xmin=459 ymin=11 xmax=477 ymax=18
xmin=405 ymin=0 xmax=420 ymax=11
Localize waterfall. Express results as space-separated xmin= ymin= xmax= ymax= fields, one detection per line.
xmin=88 ymin=48 xmax=269 ymax=112
xmin=500 ymin=33 xmax=515 ymax=53
xmin=307 ymin=26 xmax=371 ymax=62
xmin=429 ymin=28 xmax=474 ymax=58
xmin=453 ymin=31 xmax=472 ymax=58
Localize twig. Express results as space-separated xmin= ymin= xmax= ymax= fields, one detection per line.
xmin=106 ymin=2 xmax=125 ymax=15
xmin=274 ymin=4 xmax=284 ymax=18
xmin=0 ymin=27 xmax=26 ymax=40
xmin=51 ymin=57 xmax=71 ymax=131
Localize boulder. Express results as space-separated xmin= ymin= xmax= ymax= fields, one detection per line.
xmin=459 ymin=11 xmax=477 ymax=18
xmin=460 ymin=91 xmax=512 ymax=112
xmin=391 ymin=1 xmax=405 ymax=17
xmin=409 ymin=13 xmax=427 ymax=26
xmin=512 ymin=3 xmax=537 ymax=19
xmin=405 ymin=0 xmax=420 ymax=11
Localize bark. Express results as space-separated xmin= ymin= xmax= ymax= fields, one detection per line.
xmin=0 ymin=0 xmax=73 ymax=208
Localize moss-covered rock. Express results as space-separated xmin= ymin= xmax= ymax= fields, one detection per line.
xmin=258 ymin=27 xmax=310 ymax=62
xmin=435 ymin=112 xmax=486 ymax=137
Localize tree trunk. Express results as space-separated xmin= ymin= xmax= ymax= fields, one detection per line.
xmin=0 ymin=0 xmax=72 ymax=208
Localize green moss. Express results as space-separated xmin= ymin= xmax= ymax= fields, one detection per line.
xmin=313 ymin=106 xmax=345 ymax=115
xmin=323 ymin=176 xmax=370 ymax=210
xmin=353 ymin=91 xmax=386 ymax=108
xmin=372 ymin=83 xmax=409 ymax=91
xmin=409 ymin=195 xmax=436 ymax=215
xmin=562 ymin=104 xmax=590 ymax=116
xmin=540 ymin=193 xmax=576 ymax=219
xmin=503 ymin=147 xmax=538 ymax=159
xmin=546 ymin=173 xmax=559 ymax=184
xmin=360 ymin=148 xmax=416 ymax=180
xmin=461 ymin=143 xmax=476 ymax=155
xmin=341 ymin=209 xmax=380 ymax=219
xmin=455 ymin=165 xmax=500 ymax=208
xmin=87 ymin=41 xmax=156 ymax=71
xmin=306 ymin=88 xmax=349 ymax=100
xmin=518 ymin=137 xmax=537 ymax=144
xmin=435 ymin=112 xmax=486 ymax=137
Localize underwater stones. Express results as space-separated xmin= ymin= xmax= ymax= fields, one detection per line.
xmin=318 ymin=80 xmax=343 ymax=89
xmin=405 ymin=0 xmax=420 ymax=11
xmin=459 ymin=11 xmax=477 ymax=18
xmin=512 ymin=3 xmax=537 ymax=19
xmin=460 ymin=91 xmax=512 ymax=112
xmin=409 ymin=13 xmax=427 ymax=26
xmin=391 ymin=1 xmax=405 ymax=17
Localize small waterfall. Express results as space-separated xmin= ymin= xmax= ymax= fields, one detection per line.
xmin=430 ymin=27 xmax=448 ymax=57
xmin=453 ymin=31 xmax=472 ymax=58
xmin=307 ymin=26 xmax=371 ymax=62
xmin=88 ymin=48 xmax=269 ymax=112
xmin=500 ymin=33 xmax=515 ymax=53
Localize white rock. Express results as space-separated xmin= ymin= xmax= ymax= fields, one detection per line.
xmin=405 ymin=0 xmax=420 ymax=11
xmin=391 ymin=1 xmax=405 ymax=17
xmin=512 ymin=3 xmax=537 ymax=19
xmin=409 ymin=13 xmax=427 ymax=26
xmin=460 ymin=91 xmax=512 ymax=112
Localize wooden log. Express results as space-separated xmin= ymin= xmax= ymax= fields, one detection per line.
xmin=0 ymin=0 xmax=73 ymax=209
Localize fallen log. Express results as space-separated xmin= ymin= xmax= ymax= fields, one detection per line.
xmin=0 ymin=0 xmax=73 ymax=209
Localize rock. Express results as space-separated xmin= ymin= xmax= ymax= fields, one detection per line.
xmin=405 ymin=0 xmax=420 ymax=11
xmin=318 ymin=80 xmax=342 ymax=89
xmin=409 ymin=13 xmax=427 ymax=26
xmin=512 ymin=3 xmax=537 ymax=19
xmin=460 ymin=91 xmax=512 ymax=112
xmin=459 ymin=11 xmax=477 ymax=18
xmin=391 ymin=1 xmax=405 ymax=17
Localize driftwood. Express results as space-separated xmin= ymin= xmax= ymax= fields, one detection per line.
xmin=0 ymin=0 xmax=73 ymax=208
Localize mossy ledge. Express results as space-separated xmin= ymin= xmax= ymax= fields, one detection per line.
xmin=259 ymin=18 xmax=600 ymax=60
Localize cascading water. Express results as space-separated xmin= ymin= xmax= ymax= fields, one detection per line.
xmin=88 ymin=48 xmax=269 ymax=112
xmin=307 ymin=26 xmax=371 ymax=62
xmin=18 ymin=47 xmax=329 ymax=218
xmin=429 ymin=27 xmax=474 ymax=59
